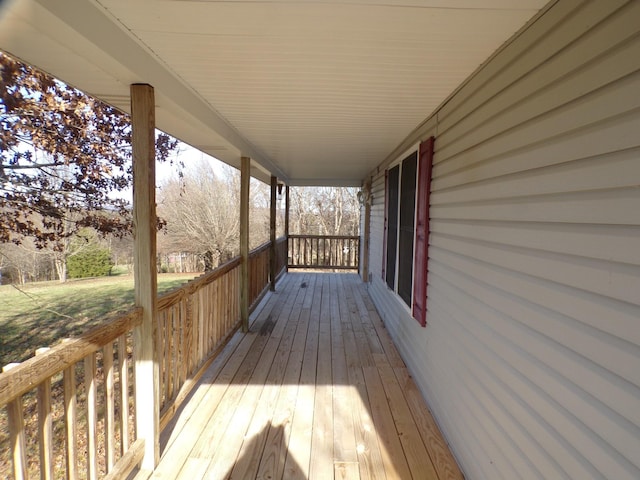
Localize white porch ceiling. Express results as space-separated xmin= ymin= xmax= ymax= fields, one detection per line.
xmin=0 ymin=0 xmax=548 ymax=185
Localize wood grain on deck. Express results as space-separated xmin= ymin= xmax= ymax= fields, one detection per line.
xmin=152 ymin=273 xmax=463 ymax=480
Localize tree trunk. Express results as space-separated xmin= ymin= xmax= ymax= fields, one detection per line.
xmin=54 ymin=255 xmax=67 ymax=283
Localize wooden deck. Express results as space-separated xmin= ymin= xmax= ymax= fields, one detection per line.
xmin=151 ymin=272 xmax=463 ymax=480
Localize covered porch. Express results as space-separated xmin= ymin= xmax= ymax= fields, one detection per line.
xmin=155 ymin=272 xmax=460 ymax=480
xmin=5 ymin=1 xmax=637 ymax=479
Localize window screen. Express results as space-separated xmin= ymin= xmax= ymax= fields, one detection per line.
xmin=385 ymin=165 xmax=399 ymax=290
xmin=398 ymin=152 xmax=417 ymax=306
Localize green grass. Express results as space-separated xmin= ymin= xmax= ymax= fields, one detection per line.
xmin=0 ymin=273 xmax=197 ymax=366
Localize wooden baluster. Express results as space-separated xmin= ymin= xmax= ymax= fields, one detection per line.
xmin=351 ymin=237 xmax=354 ymax=267
xmin=185 ymin=295 xmax=194 ymax=382
xmin=309 ymin=237 xmax=318 ymax=266
xmin=324 ymin=237 xmax=327 ymax=266
xmin=196 ymin=289 xmax=203 ymax=365
xmin=289 ymin=238 xmax=298 ymax=266
xmin=35 ymin=348 xmax=53 ymax=480
xmin=292 ymin=237 xmax=296 ymax=267
xmin=63 ymin=356 xmax=78 ymax=480
xmin=347 ymin=239 xmax=355 ymax=266
xmin=216 ymin=277 xmax=221 ymax=349
xmin=172 ymin=305 xmax=179 ymax=395
xmin=156 ymin=313 xmax=162 ymax=410
xmin=330 ymin=237 xmax=334 ymax=267
xmin=324 ymin=237 xmax=327 ymax=267
xmin=342 ymin=237 xmax=346 ymax=267
xmin=171 ymin=308 xmax=176 ymax=401
xmin=104 ymin=343 xmax=115 ymax=472
xmin=164 ymin=311 xmax=171 ymax=406
xmin=85 ymin=353 xmax=98 ymax=480
xmin=118 ymin=334 xmax=129 ymax=454
xmin=3 ymin=363 xmax=27 ymax=480
xmin=180 ymin=298 xmax=188 ymax=390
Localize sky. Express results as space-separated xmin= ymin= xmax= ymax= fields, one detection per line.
xmin=112 ymin=141 xmax=227 ymax=202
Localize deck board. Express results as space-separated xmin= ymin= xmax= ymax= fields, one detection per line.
xmin=151 ymin=273 xmax=463 ymax=480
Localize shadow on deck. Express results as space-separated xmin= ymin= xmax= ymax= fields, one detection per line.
xmin=151 ymin=272 xmax=462 ymax=480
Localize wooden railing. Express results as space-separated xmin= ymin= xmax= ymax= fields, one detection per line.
xmin=0 ymin=237 xmax=289 ymax=479
xmin=0 ymin=308 xmax=143 ymax=480
xmin=150 ymin=236 xmax=288 ymax=429
xmin=156 ymin=257 xmax=241 ymax=428
xmin=288 ymin=234 xmax=360 ymax=270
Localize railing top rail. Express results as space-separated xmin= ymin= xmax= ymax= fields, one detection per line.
xmin=158 ymin=256 xmax=241 ymax=310
xmin=0 ymin=307 xmax=142 ymax=406
xmin=249 ymin=241 xmax=271 ymax=257
xmin=247 ymin=236 xmax=287 ymax=257
xmin=288 ymin=234 xmax=359 ymax=240
xmin=158 ymin=237 xmax=286 ymax=311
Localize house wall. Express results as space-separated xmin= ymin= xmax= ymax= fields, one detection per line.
xmin=366 ymin=1 xmax=640 ymax=478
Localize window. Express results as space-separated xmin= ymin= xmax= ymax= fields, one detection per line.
xmin=398 ymin=152 xmax=417 ymax=305
xmin=383 ymin=138 xmax=434 ymax=326
xmin=385 ymin=165 xmax=399 ymax=290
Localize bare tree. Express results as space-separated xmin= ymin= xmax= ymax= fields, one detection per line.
xmin=289 ymin=187 xmax=359 ymax=236
xmin=0 ymin=241 xmax=55 ymax=284
xmin=157 ymin=160 xmax=273 ymax=270
xmin=159 ymin=162 xmax=237 ymax=269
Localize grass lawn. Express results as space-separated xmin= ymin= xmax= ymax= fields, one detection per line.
xmin=0 ymin=272 xmax=198 ymax=366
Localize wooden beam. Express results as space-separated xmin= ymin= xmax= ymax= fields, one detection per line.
xmin=240 ymin=156 xmax=250 ymax=332
xmin=285 ymin=185 xmax=290 ymax=273
xmin=131 ymin=83 xmax=159 ymax=470
xmin=362 ymin=180 xmax=371 ymax=282
xmin=269 ymin=175 xmax=277 ymax=292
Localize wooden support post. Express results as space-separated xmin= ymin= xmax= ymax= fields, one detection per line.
xmin=131 ymin=83 xmax=159 ymax=471
xmin=240 ymin=156 xmax=250 ymax=332
xmin=269 ymin=175 xmax=277 ymax=291
xmin=362 ymin=180 xmax=371 ymax=282
xmin=285 ymin=185 xmax=290 ymax=272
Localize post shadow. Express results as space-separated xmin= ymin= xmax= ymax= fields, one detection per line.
xmin=225 ymin=423 xmax=306 ymax=479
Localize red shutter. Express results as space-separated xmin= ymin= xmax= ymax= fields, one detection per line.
xmin=412 ymin=137 xmax=434 ymax=327
xmin=382 ymin=169 xmax=389 ymax=279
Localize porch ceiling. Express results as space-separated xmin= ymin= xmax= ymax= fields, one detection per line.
xmin=0 ymin=0 xmax=547 ymax=185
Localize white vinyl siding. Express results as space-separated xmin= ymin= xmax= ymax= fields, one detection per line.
xmin=366 ymin=1 xmax=640 ymax=479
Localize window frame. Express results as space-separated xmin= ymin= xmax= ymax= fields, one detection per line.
xmin=382 ymin=137 xmax=434 ymax=326
xmin=383 ymin=148 xmax=419 ymax=311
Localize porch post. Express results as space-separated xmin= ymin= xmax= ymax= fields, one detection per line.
xmin=269 ymin=175 xmax=277 ymax=291
xmin=362 ymin=179 xmax=372 ymax=282
xmin=130 ymin=83 xmax=159 ymax=470
xmin=284 ymin=185 xmax=290 ymax=273
xmin=240 ymin=156 xmax=250 ymax=332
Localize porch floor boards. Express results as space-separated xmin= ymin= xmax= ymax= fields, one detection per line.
xmin=152 ymin=273 xmax=462 ymax=480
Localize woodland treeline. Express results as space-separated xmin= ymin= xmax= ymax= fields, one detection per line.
xmin=0 ymin=166 xmax=359 ymax=283
xmin=0 ymin=159 xmax=360 ymax=284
